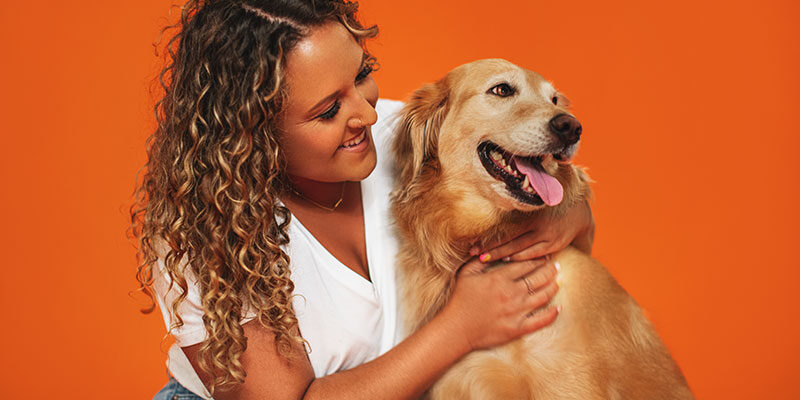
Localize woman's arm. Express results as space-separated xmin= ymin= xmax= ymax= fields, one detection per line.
xmin=187 ymin=257 xmax=560 ymax=400
xmin=472 ymin=199 xmax=595 ymax=262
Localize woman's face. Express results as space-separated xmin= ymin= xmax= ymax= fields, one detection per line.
xmin=278 ymin=21 xmax=379 ymax=185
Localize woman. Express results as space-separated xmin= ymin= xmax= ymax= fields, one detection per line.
xmin=131 ymin=1 xmax=595 ymax=399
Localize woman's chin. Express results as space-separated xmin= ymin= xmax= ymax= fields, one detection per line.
xmin=349 ymin=145 xmax=378 ymax=181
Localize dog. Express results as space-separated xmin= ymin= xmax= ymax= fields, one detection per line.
xmin=390 ymin=59 xmax=693 ymax=399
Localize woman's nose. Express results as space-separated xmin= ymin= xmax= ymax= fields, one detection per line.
xmin=348 ymin=96 xmax=378 ymax=129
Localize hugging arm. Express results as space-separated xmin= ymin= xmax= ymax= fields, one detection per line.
xmin=185 ymin=257 xmax=560 ymax=400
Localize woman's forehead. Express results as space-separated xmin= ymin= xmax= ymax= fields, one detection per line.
xmin=283 ymin=21 xmax=364 ymax=109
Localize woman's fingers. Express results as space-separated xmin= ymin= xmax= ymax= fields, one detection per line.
xmin=477 ymin=229 xmax=564 ymax=263
xmin=475 ymin=231 xmax=538 ymax=262
xmin=472 ymin=200 xmax=594 ymax=262
xmin=458 ymin=256 xmax=489 ymax=275
xmin=517 ymin=279 xmax=561 ymax=333
xmin=505 ymin=240 xmax=563 ymax=262
xmin=518 ymin=305 xmax=560 ymax=334
xmin=496 ymin=257 xmax=550 ymax=281
xmin=447 ymin=256 xmax=563 ymax=350
xmin=522 ymin=279 xmax=560 ymax=310
xmin=517 ymin=261 xmax=559 ymax=293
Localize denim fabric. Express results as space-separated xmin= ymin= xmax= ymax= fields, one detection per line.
xmin=153 ymin=377 xmax=206 ymax=400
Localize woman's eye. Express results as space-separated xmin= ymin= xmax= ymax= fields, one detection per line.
xmin=552 ymin=95 xmax=559 ymax=105
xmin=318 ymin=100 xmax=341 ymax=120
xmin=355 ymin=64 xmax=373 ymax=82
xmin=488 ymin=83 xmax=515 ymax=97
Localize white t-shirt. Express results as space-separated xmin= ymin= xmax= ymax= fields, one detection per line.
xmin=151 ymin=99 xmax=404 ymax=399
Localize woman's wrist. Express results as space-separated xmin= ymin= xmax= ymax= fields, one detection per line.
xmin=432 ymin=300 xmax=478 ymax=355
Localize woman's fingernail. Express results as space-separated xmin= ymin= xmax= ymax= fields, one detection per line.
xmin=469 ymin=247 xmax=480 ymax=256
xmin=480 ymin=253 xmax=492 ymax=263
xmin=554 ymin=261 xmax=561 ymax=272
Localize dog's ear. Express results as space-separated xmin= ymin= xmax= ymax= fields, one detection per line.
xmin=392 ymin=80 xmax=450 ymax=188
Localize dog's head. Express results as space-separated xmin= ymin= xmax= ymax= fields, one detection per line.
xmin=393 ymin=58 xmax=586 ymax=215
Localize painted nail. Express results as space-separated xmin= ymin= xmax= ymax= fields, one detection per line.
xmin=480 ymin=253 xmax=492 ymax=263
xmin=554 ymin=261 xmax=561 ymax=272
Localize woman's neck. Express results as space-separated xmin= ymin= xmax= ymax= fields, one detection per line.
xmin=287 ymin=175 xmax=349 ymax=211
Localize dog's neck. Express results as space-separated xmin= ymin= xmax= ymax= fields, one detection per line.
xmin=394 ymin=180 xmax=540 ymax=275
xmin=393 ymin=164 xmax=589 ymax=276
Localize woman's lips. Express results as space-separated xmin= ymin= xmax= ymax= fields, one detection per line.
xmin=338 ymin=128 xmax=368 ymax=152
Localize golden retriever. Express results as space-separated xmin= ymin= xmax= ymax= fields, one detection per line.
xmin=391 ymin=59 xmax=693 ymax=399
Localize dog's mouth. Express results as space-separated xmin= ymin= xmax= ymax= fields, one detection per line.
xmin=477 ymin=141 xmax=564 ymax=206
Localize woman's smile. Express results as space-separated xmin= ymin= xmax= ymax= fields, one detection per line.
xmin=339 ymin=127 xmax=369 ymax=152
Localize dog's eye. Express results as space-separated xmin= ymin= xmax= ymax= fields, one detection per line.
xmin=488 ymin=83 xmax=515 ymax=97
xmin=552 ymin=96 xmax=558 ymax=105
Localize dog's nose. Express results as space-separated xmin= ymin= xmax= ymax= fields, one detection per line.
xmin=548 ymin=114 xmax=582 ymax=146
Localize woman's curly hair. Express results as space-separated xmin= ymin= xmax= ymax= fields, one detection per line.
xmin=129 ymin=0 xmax=377 ymax=393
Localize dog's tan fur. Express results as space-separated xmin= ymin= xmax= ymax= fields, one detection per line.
xmin=391 ymin=59 xmax=693 ymax=399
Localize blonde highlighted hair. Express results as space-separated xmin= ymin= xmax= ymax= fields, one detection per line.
xmin=129 ymin=0 xmax=377 ymax=393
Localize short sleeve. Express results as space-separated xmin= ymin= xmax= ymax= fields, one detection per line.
xmin=151 ymin=252 xmax=209 ymax=347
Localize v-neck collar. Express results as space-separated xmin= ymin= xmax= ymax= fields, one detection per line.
xmin=287 ymin=182 xmax=376 ymax=295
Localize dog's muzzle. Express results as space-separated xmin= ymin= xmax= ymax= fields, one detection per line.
xmin=477 ymin=141 xmax=564 ymax=207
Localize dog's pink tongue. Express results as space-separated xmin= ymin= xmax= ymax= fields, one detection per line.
xmin=514 ymin=157 xmax=564 ymax=206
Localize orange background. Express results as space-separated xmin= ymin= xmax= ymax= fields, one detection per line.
xmin=0 ymin=0 xmax=797 ymax=398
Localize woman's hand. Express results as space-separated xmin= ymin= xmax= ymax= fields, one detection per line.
xmin=471 ymin=199 xmax=595 ymax=263
xmin=206 ymin=256 xmax=560 ymax=400
xmin=439 ymin=256 xmax=561 ymax=352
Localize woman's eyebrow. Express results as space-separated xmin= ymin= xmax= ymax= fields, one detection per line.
xmin=307 ymin=90 xmax=342 ymax=117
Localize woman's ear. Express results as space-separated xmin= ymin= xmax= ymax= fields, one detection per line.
xmin=392 ymin=79 xmax=450 ymax=188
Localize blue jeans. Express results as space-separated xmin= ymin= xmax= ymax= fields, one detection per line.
xmin=153 ymin=377 xmax=206 ymax=400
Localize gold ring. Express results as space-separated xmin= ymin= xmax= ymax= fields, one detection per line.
xmin=523 ymin=277 xmax=535 ymax=295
